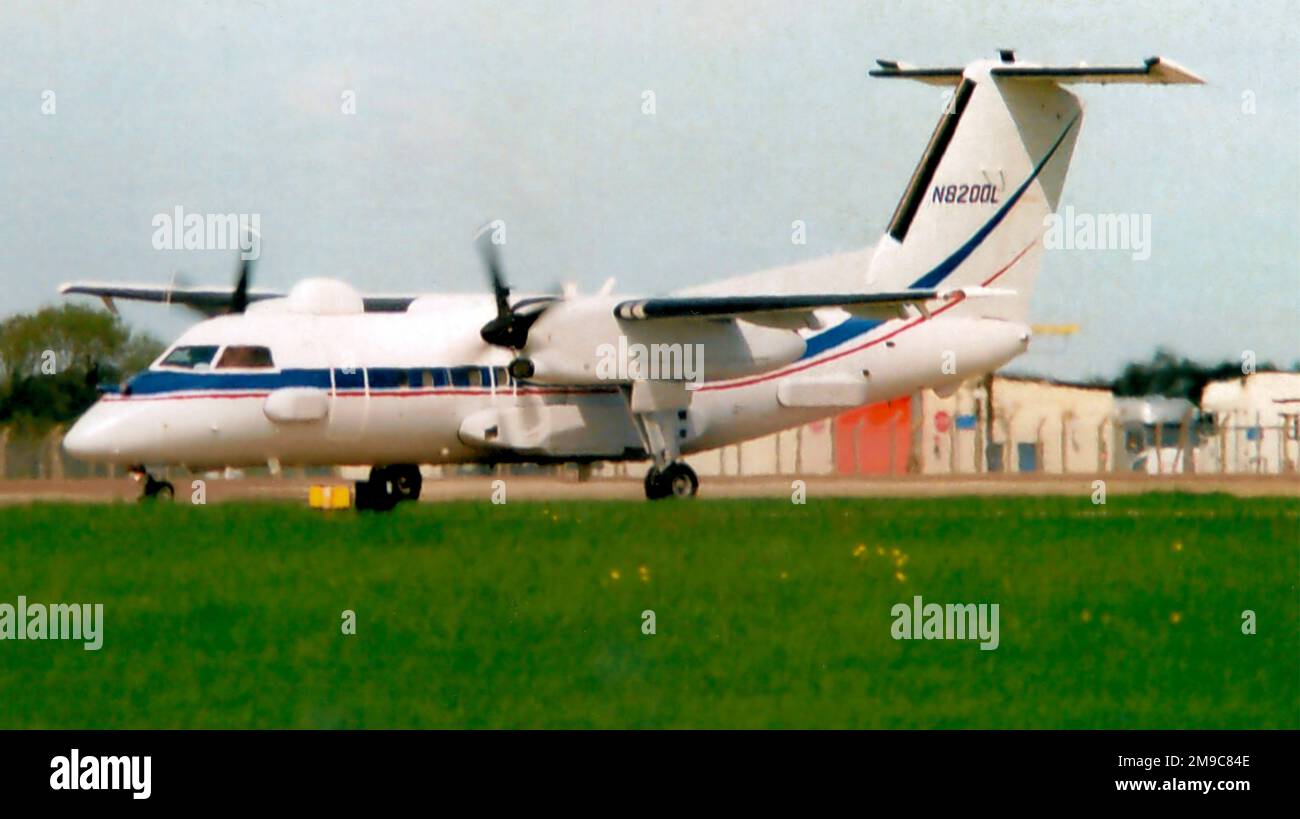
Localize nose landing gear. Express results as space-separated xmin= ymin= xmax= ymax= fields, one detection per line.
xmin=129 ymin=465 xmax=174 ymax=502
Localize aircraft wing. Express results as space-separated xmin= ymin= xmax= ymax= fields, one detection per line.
xmin=59 ymin=282 xmax=417 ymax=315
xmin=614 ymin=289 xmax=969 ymax=329
xmin=59 ymin=282 xmax=283 ymax=316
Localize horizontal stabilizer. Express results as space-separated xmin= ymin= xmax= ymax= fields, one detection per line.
xmin=867 ymin=60 xmax=964 ymax=86
xmin=871 ymin=56 xmax=1204 ymax=86
xmin=990 ymin=57 xmax=1205 ymax=85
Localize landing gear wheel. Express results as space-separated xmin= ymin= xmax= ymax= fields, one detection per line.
xmin=662 ymin=462 xmax=698 ymax=498
xmin=644 ymin=462 xmax=698 ymax=500
xmin=354 ymin=477 xmax=396 ymax=512
xmin=131 ymin=465 xmax=174 ymax=503
xmin=644 ymin=466 xmax=669 ymax=500
xmin=387 ymin=464 xmax=422 ymax=502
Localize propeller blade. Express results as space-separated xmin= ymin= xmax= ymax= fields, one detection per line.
xmin=230 ymin=226 xmax=260 ymax=314
xmin=231 ymin=258 xmax=252 ymax=314
xmin=473 ymin=223 xmax=562 ymax=350
xmin=475 ymin=227 xmax=511 ymax=319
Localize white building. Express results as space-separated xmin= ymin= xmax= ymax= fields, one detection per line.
xmin=1199 ymin=372 xmax=1300 ymax=474
xmin=918 ymin=375 xmax=1115 ymax=474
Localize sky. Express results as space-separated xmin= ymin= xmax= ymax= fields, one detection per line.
xmin=1 ymin=0 xmax=1296 ymax=381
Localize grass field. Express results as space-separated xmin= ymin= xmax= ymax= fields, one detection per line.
xmin=0 ymin=494 xmax=1296 ymax=729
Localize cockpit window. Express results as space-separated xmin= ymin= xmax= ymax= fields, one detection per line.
xmin=215 ymin=345 xmax=276 ymax=369
xmin=158 ymin=345 xmax=220 ymax=370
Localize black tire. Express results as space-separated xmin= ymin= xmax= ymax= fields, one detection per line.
xmin=355 ymin=479 xmax=397 ymax=512
xmin=354 ymin=480 xmax=374 ymax=511
xmin=644 ymin=466 xmax=669 ymax=500
xmin=662 ymin=462 xmax=699 ymax=498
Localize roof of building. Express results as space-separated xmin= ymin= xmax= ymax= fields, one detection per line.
xmin=993 ymin=373 xmax=1114 ymax=394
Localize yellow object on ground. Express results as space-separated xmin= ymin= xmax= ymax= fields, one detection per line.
xmin=309 ymin=485 xmax=352 ymax=509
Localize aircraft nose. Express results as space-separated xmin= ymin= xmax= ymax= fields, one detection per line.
xmin=63 ymin=401 xmax=128 ymax=462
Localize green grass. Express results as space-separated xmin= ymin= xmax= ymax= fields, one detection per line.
xmin=0 ymin=494 xmax=1296 ymax=728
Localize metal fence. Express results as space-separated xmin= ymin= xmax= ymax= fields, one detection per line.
xmin=1 ymin=420 xmax=1296 ymax=480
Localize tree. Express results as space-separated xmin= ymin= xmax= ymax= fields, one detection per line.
xmin=1109 ymin=347 xmax=1292 ymax=402
xmin=0 ymin=305 xmax=165 ymax=432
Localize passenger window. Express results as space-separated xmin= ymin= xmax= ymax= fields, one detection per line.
xmin=467 ymin=369 xmax=483 ymax=388
xmin=493 ymin=367 xmax=509 ymax=388
xmin=158 ymin=345 xmax=220 ymax=370
xmin=215 ymin=345 xmax=275 ymax=369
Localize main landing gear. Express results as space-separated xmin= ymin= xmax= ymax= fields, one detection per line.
xmin=629 ymin=406 xmax=699 ymax=500
xmin=622 ymin=383 xmax=701 ymax=501
xmin=644 ymin=462 xmax=699 ymax=500
xmin=129 ymin=465 xmax=174 ymax=502
xmin=355 ymin=464 xmax=422 ymax=512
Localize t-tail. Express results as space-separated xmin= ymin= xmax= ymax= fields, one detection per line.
xmin=865 ymin=52 xmax=1203 ymax=323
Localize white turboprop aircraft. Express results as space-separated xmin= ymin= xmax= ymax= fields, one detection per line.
xmin=60 ymin=53 xmax=1202 ymax=509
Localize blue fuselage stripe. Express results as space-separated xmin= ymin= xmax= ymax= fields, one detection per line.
xmin=127 ymin=367 xmax=483 ymax=395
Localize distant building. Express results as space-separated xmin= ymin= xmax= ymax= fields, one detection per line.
xmin=917 ymin=375 xmax=1115 ymax=474
xmin=680 ymin=374 xmax=1117 ymax=477
xmin=1113 ymin=396 xmax=1199 ymax=474
xmin=1199 ymin=372 xmax=1300 ymax=474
